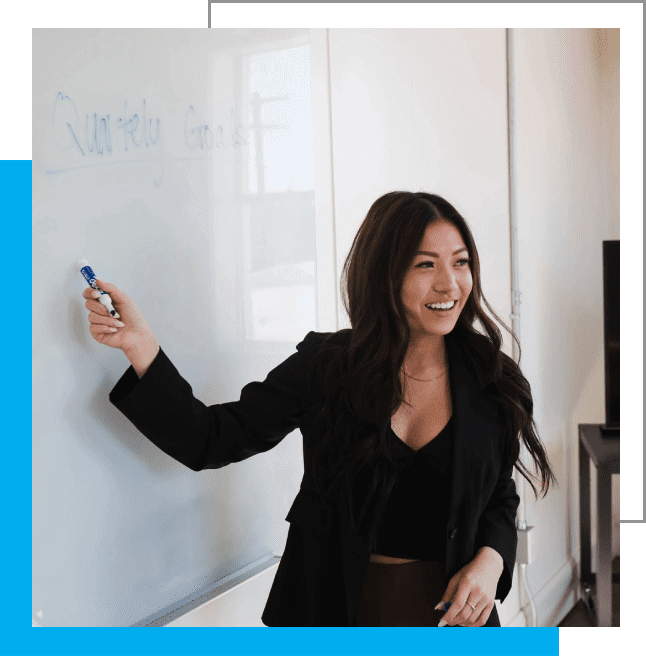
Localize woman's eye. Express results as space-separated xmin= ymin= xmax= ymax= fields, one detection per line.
xmin=417 ymin=259 xmax=470 ymax=268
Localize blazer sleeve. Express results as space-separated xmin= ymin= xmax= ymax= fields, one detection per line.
xmin=474 ymin=446 xmax=520 ymax=604
xmin=108 ymin=330 xmax=325 ymax=472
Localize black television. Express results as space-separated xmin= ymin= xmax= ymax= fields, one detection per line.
xmin=601 ymin=240 xmax=619 ymax=438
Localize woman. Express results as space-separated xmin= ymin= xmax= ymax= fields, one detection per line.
xmin=82 ymin=191 xmax=556 ymax=627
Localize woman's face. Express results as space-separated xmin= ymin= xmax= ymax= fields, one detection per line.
xmin=401 ymin=220 xmax=473 ymax=338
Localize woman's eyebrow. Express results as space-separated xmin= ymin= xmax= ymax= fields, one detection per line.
xmin=415 ymin=247 xmax=469 ymax=257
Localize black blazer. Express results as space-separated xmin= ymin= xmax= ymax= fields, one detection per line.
xmin=109 ymin=329 xmax=520 ymax=627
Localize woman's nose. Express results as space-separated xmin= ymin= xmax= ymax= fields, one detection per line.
xmin=434 ymin=277 xmax=459 ymax=292
xmin=434 ymin=270 xmax=460 ymax=289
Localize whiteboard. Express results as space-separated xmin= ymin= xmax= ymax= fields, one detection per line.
xmin=32 ymin=28 xmax=317 ymax=627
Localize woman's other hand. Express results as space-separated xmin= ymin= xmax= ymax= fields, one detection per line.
xmin=434 ymin=547 xmax=503 ymax=627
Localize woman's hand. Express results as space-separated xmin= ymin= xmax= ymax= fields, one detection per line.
xmin=434 ymin=547 xmax=503 ymax=627
xmin=82 ymin=278 xmax=158 ymax=357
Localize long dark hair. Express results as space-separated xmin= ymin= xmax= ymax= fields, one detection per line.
xmin=305 ymin=191 xmax=557 ymax=552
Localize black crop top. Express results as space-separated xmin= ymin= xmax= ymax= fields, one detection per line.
xmin=372 ymin=414 xmax=454 ymax=562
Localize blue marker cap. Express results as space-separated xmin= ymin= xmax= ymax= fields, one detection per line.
xmin=76 ymin=259 xmax=119 ymax=318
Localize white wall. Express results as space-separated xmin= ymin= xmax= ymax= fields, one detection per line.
xmin=316 ymin=27 xmax=619 ymax=627
xmin=509 ymin=28 xmax=620 ymax=627
xmin=328 ymin=28 xmax=512 ymax=340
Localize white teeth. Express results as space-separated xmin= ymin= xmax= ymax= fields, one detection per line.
xmin=427 ymin=300 xmax=456 ymax=310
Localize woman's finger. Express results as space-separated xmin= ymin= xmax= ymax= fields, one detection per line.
xmin=89 ymin=323 xmax=119 ymax=336
xmin=88 ymin=310 xmax=124 ymax=327
xmin=82 ymin=283 xmax=102 ymax=295
xmin=479 ymin=601 xmax=494 ymax=627
xmin=83 ymin=290 xmax=113 ymax=317
xmin=85 ymin=298 xmax=110 ymax=315
xmin=442 ymin=591 xmax=480 ymax=627
xmin=439 ymin=581 xmax=472 ymax=626
xmin=465 ymin=597 xmax=485 ymax=626
xmin=449 ymin=604 xmax=472 ymax=626
xmin=93 ymin=278 xmax=128 ymax=303
xmin=466 ymin=604 xmax=489 ymax=627
xmin=438 ymin=602 xmax=460 ymax=626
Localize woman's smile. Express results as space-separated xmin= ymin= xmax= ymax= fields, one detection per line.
xmin=425 ymin=301 xmax=459 ymax=316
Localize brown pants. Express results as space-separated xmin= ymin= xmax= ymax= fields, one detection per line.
xmin=355 ymin=559 xmax=458 ymax=627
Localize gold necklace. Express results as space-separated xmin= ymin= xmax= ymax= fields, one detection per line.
xmin=400 ymin=364 xmax=449 ymax=383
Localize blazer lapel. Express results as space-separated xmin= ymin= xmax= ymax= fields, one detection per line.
xmin=444 ymin=331 xmax=500 ymax=520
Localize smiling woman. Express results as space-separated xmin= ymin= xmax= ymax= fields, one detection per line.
xmin=303 ymin=190 xmax=557 ymax=625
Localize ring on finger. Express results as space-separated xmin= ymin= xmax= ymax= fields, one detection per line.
xmin=459 ymin=601 xmax=477 ymax=625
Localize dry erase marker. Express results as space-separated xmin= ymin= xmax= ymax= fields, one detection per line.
xmin=76 ymin=259 xmax=119 ymax=318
